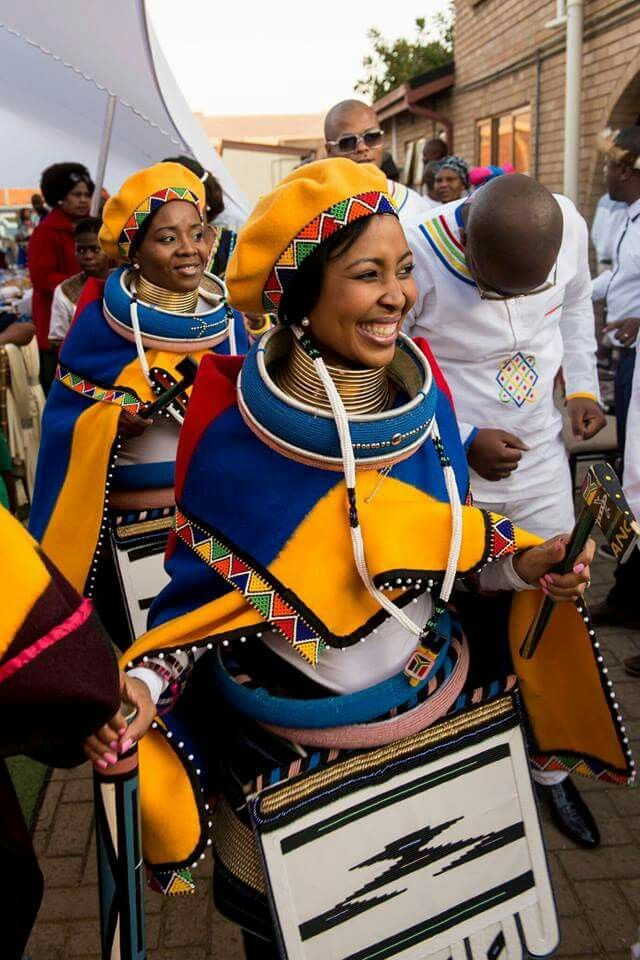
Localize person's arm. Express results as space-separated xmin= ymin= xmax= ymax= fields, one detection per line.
xmin=28 ymin=227 xmax=71 ymax=294
xmin=591 ymin=269 xmax=612 ymax=302
xmin=0 ymin=321 xmax=35 ymax=347
xmin=49 ymin=284 xmax=74 ymax=343
xmin=558 ymin=207 xmax=606 ymax=439
xmin=479 ymin=536 xmax=594 ymax=601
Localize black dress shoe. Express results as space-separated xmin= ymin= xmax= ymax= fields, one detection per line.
xmin=540 ymin=778 xmax=600 ymax=848
xmin=589 ymin=599 xmax=640 ymax=631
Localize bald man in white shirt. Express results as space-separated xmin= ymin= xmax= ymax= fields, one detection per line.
xmin=324 ymin=99 xmax=434 ymax=227
xmin=404 ymin=173 xmax=605 ymax=849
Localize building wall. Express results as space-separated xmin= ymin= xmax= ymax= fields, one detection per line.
xmin=453 ymin=0 xmax=640 ymax=218
xmin=378 ymin=1 xmax=640 ymax=220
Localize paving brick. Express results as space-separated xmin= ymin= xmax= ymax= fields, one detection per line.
xmin=608 ymin=787 xmax=640 ymax=818
xmin=149 ymin=950 xmax=208 ymax=960
xmin=41 ymin=855 xmax=84 ymax=888
xmin=622 ymin=877 xmax=640 ymax=912
xmin=210 ymin=913 xmax=245 ymax=959
xmin=556 ymin=915 xmax=601 ymax=955
xmin=161 ymin=891 xmax=211 ymax=947
xmin=574 ymin=880 xmax=638 ymax=952
xmin=27 ymin=921 xmax=67 ymax=960
xmin=547 ymin=852 xmax=581 ymax=916
xmin=36 ymin=778 xmax=63 ymax=831
xmin=558 ymin=843 xmax=640 ymax=881
xmin=62 ymin=777 xmax=95 ymax=803
xmin=47 ymin=800 xmax=94 ymax=857
xmin=67 ymin=919 xmax=102 ymax=956
xmin=37 ymin=885 xmax=100 ymax=922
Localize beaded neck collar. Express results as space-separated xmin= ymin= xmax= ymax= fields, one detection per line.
xmin=237 ymin=326 xmax=437 ymax=470
xmin=102 ymin=266 xmax=232 ymax=353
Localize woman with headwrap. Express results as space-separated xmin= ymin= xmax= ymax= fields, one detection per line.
xmin=85 ymin=160 xmax=632 ymax=959
xmin=29 ymin=162 xmax=249 ymax=648
xmin=28 ymin=162 xmax=94 ymax=390
xmin=434 ymin=155 xmax=470 ymax=204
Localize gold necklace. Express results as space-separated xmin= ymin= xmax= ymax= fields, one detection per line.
xmin=275 ymin=335 xmax=391 ymax=414
xmin=135 ymin=273 xmax=199 ymax=314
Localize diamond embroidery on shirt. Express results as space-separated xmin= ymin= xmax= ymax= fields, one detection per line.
xmin=496 ymin=353 xmax=539 ymax=406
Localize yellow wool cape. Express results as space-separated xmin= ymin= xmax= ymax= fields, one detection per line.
xmin=119 ymin=352 xmax=633 ymax=883
xmin=28 ymin=278 xmax=219 ymax=594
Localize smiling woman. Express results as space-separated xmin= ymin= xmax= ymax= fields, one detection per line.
xmin=29 ymin=162 xmax=249 ymax=649
xmin=87 ymin=158 xmax=631 ymax=960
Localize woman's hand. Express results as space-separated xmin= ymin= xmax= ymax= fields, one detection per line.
xmin=513 ymin=535 xmax=595 ymax=602
xmin=83 ymin=672 xmax=157 ymax=770
xmin=118 ymin=409 xmax=152 ymax=437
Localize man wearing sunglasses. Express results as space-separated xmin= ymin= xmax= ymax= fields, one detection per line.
xmin=404 ymin=172 xmax=605 ymax=850
xmin=324 ymin=99 xmax=433 ymax=226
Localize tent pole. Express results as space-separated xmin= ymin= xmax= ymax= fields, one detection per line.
xmin=91 ymin=94 xmax=117 ymax=215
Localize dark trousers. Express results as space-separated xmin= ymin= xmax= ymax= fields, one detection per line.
xmin=39 ymin=347 xmax=58 ymax=395
xmin=614 ymin=347 xmax=636 ymax=465
xmin=608 ymin=541 xmax=640 ymax=614
xmin=242 ymin=930 xmax=280 ymax=958
xmin=0 ymin=760 xmax=44 ymax=959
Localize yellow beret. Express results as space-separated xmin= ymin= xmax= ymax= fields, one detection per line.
xmin=99 ymin=161 xmax=205 ymax=261
xmin=226 ymin=158 xmax=394 ymax=314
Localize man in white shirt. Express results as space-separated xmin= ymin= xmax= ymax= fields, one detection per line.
xmin=404 ymin=173 xmax=605 ymax=848
xmin=324 ymin=99 xmax=434 ymax=227
xmin=589 ymin=127 xmax=640 ymax=631
xmin=406 ymin=173 xmax=605 ymax=539
xmin=591 ymin=192 xmax=627 ymax=272
xmin=421 ymin=139 xmax=447 ymax=207
xmin=591 ymin=127 xmax=640 ymax=467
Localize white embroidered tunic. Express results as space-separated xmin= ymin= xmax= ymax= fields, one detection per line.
xmin=403 ymin=195 xmax=600 ymax=504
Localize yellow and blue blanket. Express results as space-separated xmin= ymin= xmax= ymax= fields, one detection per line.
xmin=29 ymin=275 xmax=248 ymax=594
xmin=122 ymin=343 xmax=633 ymax=879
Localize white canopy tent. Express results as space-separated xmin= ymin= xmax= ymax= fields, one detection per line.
xmin=0 ymin=0 xmax=249 ymax=228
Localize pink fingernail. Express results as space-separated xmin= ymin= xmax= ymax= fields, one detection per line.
xmin=544 ymin=574 xmax=554 ymax=584
xmin=120 ymin=738 xmax=134 ymax=753
xmin=104 ymin=752 xmax=117 ymax=764
xmin=109 ymin=741 xmax=118 ymax=750
xmin=118 ymin=727 xmax=127 ymax=735
xmin=573 ymin=563 xmax=585 ymax=574
xmin=96 ymin=759 xmax=108 ymax=770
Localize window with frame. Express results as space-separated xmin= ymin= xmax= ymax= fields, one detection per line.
xmin=476 ymin=107 xmax=531 ymax=173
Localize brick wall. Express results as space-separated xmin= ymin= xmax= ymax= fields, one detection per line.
xmin=379 ymin=0 xmax=640 ymax=222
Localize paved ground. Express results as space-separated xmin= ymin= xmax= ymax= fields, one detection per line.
xmin=26 ymin=557 xmax=640 ymax=960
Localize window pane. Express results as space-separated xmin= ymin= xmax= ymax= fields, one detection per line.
xmin=514 ymin=110 xmax=531 ymax=174
xmin=498 ymin=115 xmax=514 ymax=167
xmin=477 ymin=121 xmax=491 ymax=166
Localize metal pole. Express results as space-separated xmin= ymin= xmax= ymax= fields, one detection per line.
xmin=563 ymin=0 xmax=584 ymax=204
xmin=91 ymin=94 xmax=118 ymax=216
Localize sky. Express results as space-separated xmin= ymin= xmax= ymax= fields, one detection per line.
xmin=147 ymin=0 xmax=450 ymax=117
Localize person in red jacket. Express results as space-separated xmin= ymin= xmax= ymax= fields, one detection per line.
xmin=28 ymin=163 xmax=94 ymax=391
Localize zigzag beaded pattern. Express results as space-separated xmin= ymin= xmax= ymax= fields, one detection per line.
xmin=262 ymin=191 xmax=397 ymax=311
xmin=118 ymin=186 xmax=202 ymax=259
xmin=56 ymin=363 xmax=145 ymax=415
xmin=174 ymin=509 xmax=325 ymax=666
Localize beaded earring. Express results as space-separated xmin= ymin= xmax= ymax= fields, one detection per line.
xmin=301 ymin=317 xmax=310 ymax=328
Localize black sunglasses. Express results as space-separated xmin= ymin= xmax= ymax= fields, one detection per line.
xmin=326 ymin=129 xmax=384 ymax=154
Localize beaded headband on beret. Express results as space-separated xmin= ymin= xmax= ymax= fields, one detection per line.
xmin=118 ymin=186 xmax=202 ymax=259
xmin=262 ymin=190 xmax=397 ymax=312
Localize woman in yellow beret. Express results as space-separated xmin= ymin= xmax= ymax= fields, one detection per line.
xmin=29 ymin=161 xmax=250 ymax=648
xmin=86 ymin=159 xmax=631 ymax=958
